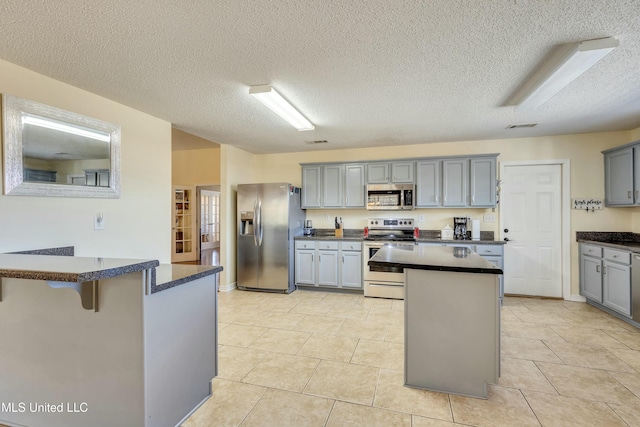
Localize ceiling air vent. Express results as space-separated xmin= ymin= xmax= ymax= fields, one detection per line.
xmin=306 ymin=140 xmax=329 ymax=145
xmin=506 ymin=123 xmax=538 ymax=129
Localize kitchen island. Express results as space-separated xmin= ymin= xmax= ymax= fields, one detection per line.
xmin=369 ymin=244 xmax=502 ymax=399
xmin=0 ymin=254 xmax=221 ymax=427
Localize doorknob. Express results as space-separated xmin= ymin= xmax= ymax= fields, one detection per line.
xmin=504 ymin=228 xmax=509 ymax=233
xmin=504 ymin=237 xmax=510 ymax=242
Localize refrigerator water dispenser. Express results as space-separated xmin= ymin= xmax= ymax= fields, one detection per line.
xmin=240 ymin=211 xmax=254 ymax=235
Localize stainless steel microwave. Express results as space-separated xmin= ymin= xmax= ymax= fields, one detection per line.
xmin=366 ymin=184 xmax=414 ymax=210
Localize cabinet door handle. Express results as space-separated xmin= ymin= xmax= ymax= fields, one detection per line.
xmin=342 ymin=256 xmax=345 ymax=263
xmin=603 ymin=266 xmax=607 ymax=274
xmin=629 ymin=191 xmax=632 ymax=199
xmin=596 ymin=265 xmax=600 ymax=273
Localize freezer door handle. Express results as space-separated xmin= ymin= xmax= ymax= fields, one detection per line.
xmin=253 ymin=200 xmax=259 ymax=246
xmin=256 ymin=200 xmax=263 ymax=246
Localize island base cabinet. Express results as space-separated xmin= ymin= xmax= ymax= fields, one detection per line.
xmin=0 ymin=272 xmax=218 ymax=427
xmin=405 ymin=269 xmax=499 ymax=399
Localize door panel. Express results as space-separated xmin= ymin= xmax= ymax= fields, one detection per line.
xmin=237 ymin=184 xmax=258 ymax=288
xmin=502 ymin=164 xmax=562 ymax=297
xmin=257 ymin=184 xmax=289 ymax=290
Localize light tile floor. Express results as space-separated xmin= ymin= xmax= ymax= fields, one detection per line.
xmin=182 ymin=289 xmax=640 ymax=426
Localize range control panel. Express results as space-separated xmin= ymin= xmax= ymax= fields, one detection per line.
xmin=367 ymin=218 xmax=414 ymax=229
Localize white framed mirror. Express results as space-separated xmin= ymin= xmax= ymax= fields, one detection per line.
xmin=2 ymin=94 xmax=121 ymax=198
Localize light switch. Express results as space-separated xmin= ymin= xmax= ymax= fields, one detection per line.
xmin=94 ymin=213 xmax=105 ymax=230
xmin=483 ymin=214 xmax=496 ymax=223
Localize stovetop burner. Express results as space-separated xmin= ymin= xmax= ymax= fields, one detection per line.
xmin=365 ymin=217 xmax=416 ymax=241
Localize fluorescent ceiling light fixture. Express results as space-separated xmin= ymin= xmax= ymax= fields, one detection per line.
xmin=22 ymin=113 xmax=111 ymax=142
xmin=249 ymin=85 xmax=314 ymax=131
xmin=516 ymin=37 xmax=619 ymax=110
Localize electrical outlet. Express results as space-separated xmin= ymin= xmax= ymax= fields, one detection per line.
xmin=418 ymin=214 xmax=425 ymax=223
xmin=483 ymin=214 xmax=496 ymax=223
xmin=325 ymin=214 xmax=331 ymax=222
xmin=94 ymin=212 xmax=105 ymax=230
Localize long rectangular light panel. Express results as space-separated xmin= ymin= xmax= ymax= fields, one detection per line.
xmin=517 ymin=37 xmax=619 ymax=110
xmin=249 ymin=85 xmax=314 ymax=131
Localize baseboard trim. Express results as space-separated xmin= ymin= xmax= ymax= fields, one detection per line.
xmin=218 ymin=281 xmax=236 ymax=292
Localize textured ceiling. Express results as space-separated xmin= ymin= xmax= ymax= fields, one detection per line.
xmin=0 ymin=0 xmax=639 ymax=154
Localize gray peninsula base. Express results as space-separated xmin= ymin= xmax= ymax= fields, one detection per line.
xmin=405 ymin=268 xmax=500 ymax=399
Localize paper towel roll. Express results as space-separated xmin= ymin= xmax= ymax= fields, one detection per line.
xmin=471 ymin=219 xmax=480 ymax=241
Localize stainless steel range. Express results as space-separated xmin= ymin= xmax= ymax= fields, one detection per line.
xmin=363 ymin=218 xmax=415 ymax=299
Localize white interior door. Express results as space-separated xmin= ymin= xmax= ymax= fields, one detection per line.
xmin=200 ymin=190 xmax=220 ymax=250
xmin=501 ymin=164 xmax=562 ymax=297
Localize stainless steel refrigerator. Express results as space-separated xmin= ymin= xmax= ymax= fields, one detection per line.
xmin=237 ymin=183 xmax=305 ymax=293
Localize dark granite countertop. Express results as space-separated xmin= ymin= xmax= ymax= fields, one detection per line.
xmin=368 ymin=244 xmax=503 ymax=274
xmin=415 ymin=238 xmax=505 ymax=245
xmin=153 ymin=264 xmax=223 ymax=293
xmin=576 ymin=231 xmax=640 ymax=253
xmin=0 ymin=249 xmax=224 ymax=294
xmin=296 ymin=229 xmax=502 ymax=244
xmin=0 ymin=254 xmax=159 ymax=282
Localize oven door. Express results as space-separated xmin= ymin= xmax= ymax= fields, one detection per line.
xmin=363 ymin=242 xmax=405 ymax=281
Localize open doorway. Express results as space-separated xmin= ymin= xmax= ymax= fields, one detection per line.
xmin=198 ymin=185 xmax=220 ymax=265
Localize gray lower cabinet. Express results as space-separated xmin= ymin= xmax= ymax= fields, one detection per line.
xmin=580 ymin=243 xmax=631 ymax=317
xmin=85 ymin=169 xmax=110 ymax=187
xmin=295 ymin=240 xmax=362 ymax=289
xmin=318 ymin=242 xmax=340 ymax=286
xmin=603 ymin=249 xmax=631 ymax=316
xmin=294 ymin=242 xmax=316 ymax=286
xmin=417 ymin=242 xmax=504 ymax=299
xmin=581 ymin=253 xmax=603 ymax=302
xmin=341 ymin=242 xmax=363 ymax=288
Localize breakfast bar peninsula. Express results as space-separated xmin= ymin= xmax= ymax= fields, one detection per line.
xmin=0 ymin=252 xmax=221 ymax=427
xmin=369 ymin=244 xmax=502 ymax=399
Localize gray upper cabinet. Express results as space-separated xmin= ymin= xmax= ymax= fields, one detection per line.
xmin=469 ymin=157 xmax=496 ymax=207
xmin=301 ymin=165 xmax=321 ymax=208
xmin=391 ymin=162 xmax=414 ymax=183
xmin=366 ymin=161 xmax=414 ymax=184
xmin=302 ymin=154 xmax=497 ymax=209
xmin=415 ymin=160 xmax=440 ymax=207
xmin=603 ymin=142 xmax=640 ymax=207
xmin=323 ymin=165 xmax=343 ymax=207
xmin=366 ymin=163 xmax=390 ymax=184
xmin=344 ymin=164 xmax=365 ymax=207
xmin=302 ymin=163 xmax=364 ymax=209
xmin=442 ymin=159 xmax=468 ymax=207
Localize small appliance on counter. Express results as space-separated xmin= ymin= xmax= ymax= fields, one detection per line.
xmin=441 ymin=224 xmax=454 ymax=240
xmin=303 ymin=219 xmax=314 ymax=236
xmin=471 ymin=219 xmax=481 ymax=241
xmin=454 ymin=217 xmax=469 ymax=240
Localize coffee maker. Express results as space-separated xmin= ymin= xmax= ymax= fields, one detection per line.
xmin=453 ymin=217 xmax=469 ymax=240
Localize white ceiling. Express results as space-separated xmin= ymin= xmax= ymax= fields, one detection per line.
xmin=1 ymin=1 xmax=639 ymax=154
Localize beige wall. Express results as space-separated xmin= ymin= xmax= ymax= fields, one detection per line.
xmin=171 ymin=128 xmax=220 ymax=186
xmin=231 ymin=129 xmax=639 ymax=297
xmin=0 ymin=59 xmax=172 ymax=262
xmin=219 ymin=145 xmax=259 ymax=288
